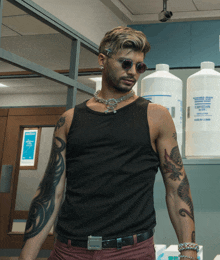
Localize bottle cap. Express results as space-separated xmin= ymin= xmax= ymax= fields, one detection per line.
xmin=156 ymin=64 xmax=169 ymax=72
xmin=201 ymin=61 xmax=215 ymax=70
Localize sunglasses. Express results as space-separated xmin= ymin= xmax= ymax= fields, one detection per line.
xmin=108 ymin=57 xmax=148 ymax=74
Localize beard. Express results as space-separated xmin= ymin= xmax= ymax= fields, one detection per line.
xmin=112 ymin=82 xmax=131 ymax=93
xmin=105 ymin=69 xmax=136 ymax=93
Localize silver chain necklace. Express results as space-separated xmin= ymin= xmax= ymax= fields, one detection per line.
xmin=94 ymin=90 xmax=135 ymax=114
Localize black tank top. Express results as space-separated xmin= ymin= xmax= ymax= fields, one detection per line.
xmin=55 ymin=96 xmax=160 ymax=241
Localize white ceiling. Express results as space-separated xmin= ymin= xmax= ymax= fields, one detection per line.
xmin=0 ymin=0 xmax=219 ymax=95
xmin=0 ymin=75 xmax=97 ymax=94
xmin=121 ymin=0 xmax=197 ymax=14
xmin=101 ymin=0 xmax=220 ymax=23
xmin=0 ymin=0 xmax=100 ymax=95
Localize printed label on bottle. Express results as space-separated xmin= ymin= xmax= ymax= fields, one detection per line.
xmin=187 ymin=90 xmax=220 ymax=125
xmin=193 ymin=96 xmax=213 ymax=122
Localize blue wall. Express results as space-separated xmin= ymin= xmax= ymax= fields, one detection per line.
xmin=130 ymin=20 xmax=220 ymax=69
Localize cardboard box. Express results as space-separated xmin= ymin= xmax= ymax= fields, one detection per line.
xmin=162 ymin=244 xmax=203 ymax=260
xmin=155 ymin=244 xmax=167 ymax=259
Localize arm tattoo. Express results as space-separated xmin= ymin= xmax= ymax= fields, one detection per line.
xmin=177 ymin=174 xmax=194 ymax=222
xmin=55 ymin=116 xmax=66 ymax=132
xmin=162 ymin=137 xmax=195 ymax=224
xmin=172 ymin=131 xmax=177 ymax=141
xmin=163 ymin=146 xmax=183 ymax=181
xmin=23 ymin=136 xmax=66 ymax=242
xmin=191 ymin=231 xmax=196 ymax=243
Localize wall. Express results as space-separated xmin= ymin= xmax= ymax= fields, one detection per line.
xmin=154 ymin=166 xmax=220 ymax=259
xmin=130 ymin=20 xmax=220 ymax=69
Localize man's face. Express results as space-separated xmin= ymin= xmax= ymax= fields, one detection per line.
xmin=103 ymin=49 xmax=145 ymax=93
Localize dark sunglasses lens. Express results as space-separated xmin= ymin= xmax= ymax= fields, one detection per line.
xmin=137 ymin=63 xmax=147 ymax=73
xmin=122 ymin=60 xmax=133 ymax=70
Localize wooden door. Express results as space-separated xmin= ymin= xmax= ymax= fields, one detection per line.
xmin=0 ymin=107 xmax=66 ymax=249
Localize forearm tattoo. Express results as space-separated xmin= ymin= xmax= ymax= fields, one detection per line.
xmin=23 ymin=118 xmax=66 ymax=242
xmin=163 ymin=132 xmax=195 ymax=224
xmin=172 ymin=132 xmax=177 ymax=141
xmin=177 ymin=175 xmax=194 ymax=222
xmin=163 ymin=146 xmax=183 ymax=181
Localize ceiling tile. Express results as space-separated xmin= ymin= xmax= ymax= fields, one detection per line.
xmin=0 ymin=76 xmax=96 ymax=94
xmin=2 ymin=15 xmax=58 ymax=35
xmin=0 ymin=60 xmax=26 ymax=72
xmin=0 ymin=33 xmax=99 ymax=71
xmin=168 ymin=0 xmax=198 ymax=12
xmin=3 ymin=0 xmax=26 ymax=16
xmin=120 ymin=0 xmax=197 ymax=15
xmin=120 ymin=0 xmax=160 ymax=14
xmin=1 ymin=34 xmax=71 ymax=71
xmin=0 ymin=77 xmax=68 ymax=94
xmin=193 ymin=0 xmax=220 ymax=11
xmin=1 ymin=24 xmax=20 ymax=37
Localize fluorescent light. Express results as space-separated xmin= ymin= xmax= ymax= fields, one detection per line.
xmin=0 ymin=83 xmax=9 ymax=87
xmin=89 ymin=77 xmax=102 ymax=82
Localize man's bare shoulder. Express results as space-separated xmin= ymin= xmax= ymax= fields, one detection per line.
xmin=59 ymin=108 xmax=75 ymax=137
xmin=148 ymin=102 xmax=167 ymax=126
xmin=148 ymin=102 xmax=164 ymax=112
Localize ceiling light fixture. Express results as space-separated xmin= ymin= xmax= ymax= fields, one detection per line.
xmin=89 ymin=77 xmax=102 ymax=82
xmin=0 ymin=83 xmax=9 ymax=87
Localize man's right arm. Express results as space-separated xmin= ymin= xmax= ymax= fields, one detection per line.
xmin=19 ymin=110 xmax=72 ymax=260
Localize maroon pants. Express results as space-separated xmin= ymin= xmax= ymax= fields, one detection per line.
xmin=47 ymin=235 xmax=155 ymax=260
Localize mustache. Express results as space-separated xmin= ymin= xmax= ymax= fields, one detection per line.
xmin=120 ymin=77 xmax=136 ymax=83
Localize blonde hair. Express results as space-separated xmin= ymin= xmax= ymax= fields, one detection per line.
xmin=99 ymin=26 xmax=151 ymax=57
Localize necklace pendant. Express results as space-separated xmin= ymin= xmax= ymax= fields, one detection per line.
xmin=94 ymin=89 xmax=135 ymax=115
xmin=105 ymin=108 xmax=117 ymax=114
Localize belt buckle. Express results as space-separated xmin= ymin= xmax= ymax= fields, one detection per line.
xmin=87 ymin=235 xmax=102 ymax=250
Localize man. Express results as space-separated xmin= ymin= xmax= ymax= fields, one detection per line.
xmin=19 ymin=26 xmax=198 ymax=260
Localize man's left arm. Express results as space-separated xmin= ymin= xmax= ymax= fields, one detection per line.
xmin=155 ymin=105 xmax=197 ymax=259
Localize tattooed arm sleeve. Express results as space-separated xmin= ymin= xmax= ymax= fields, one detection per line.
xmin=155 ymin=105 xmax=197 ymax=252
xmin=19 ymin=112 xmax=69 ymax=260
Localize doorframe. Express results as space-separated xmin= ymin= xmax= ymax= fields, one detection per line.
xmin=0 ymin=108 xmax=9 ymax=170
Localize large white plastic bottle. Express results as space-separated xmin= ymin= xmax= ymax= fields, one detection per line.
xmin=141 ymin=64 xmax=183 ymax=155
xmin=185 ymin=61 xmax=220 ymax=158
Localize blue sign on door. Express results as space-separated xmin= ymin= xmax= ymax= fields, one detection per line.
xmin=22 ymin=131 xmax=37 ymax=160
